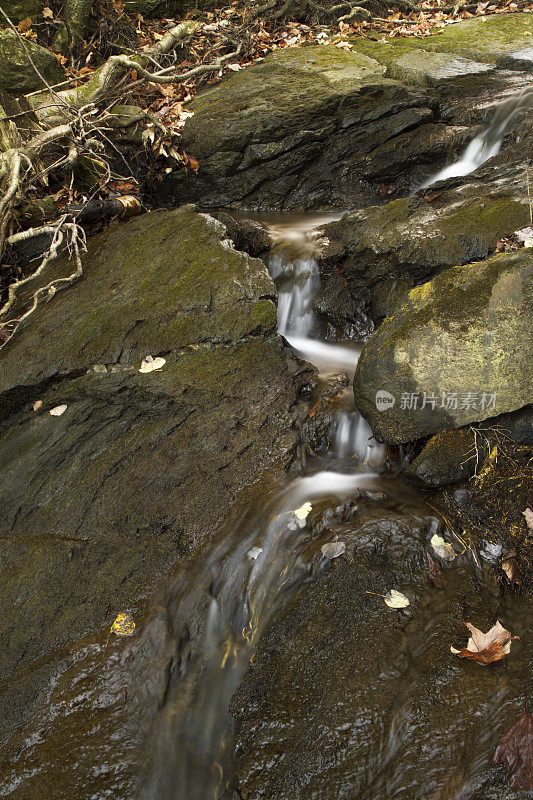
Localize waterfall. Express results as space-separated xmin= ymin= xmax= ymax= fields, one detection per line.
xmin=422 ymin=84 xmax=533 ymax=187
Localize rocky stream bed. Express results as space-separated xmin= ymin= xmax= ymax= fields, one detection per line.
xmin=0 ymin=12 xmax=532 ymax=800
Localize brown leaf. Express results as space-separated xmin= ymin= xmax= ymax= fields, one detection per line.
xmin=426 ymin=550 xmax=447 ymax=589
xmin=493 ymin=702 xmax=533 ymax=791
xmin=379 ymin=182 xmax=387 ymax=199
xmin=501 ymin=549 xmax=521 ymax=585
xmin=187 ymin=154 xmax=200 ymax=173
xmin=425 ymin=191 xmax=443 ymax=202
xmin=17 ymin=16 xmax=32 ymax=32
xmin=42 ymin=6 xmax=54 ymax=19
xmin=308 ymin=400 xmax=320 ymax=418
xmin=496 ymin=240 xmax=505 ymax=252
xmin=450 ymin=620 xmax=517 ymax=665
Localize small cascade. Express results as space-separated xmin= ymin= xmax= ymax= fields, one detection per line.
xmin=270 ymin=253 xmax=319 ymax=337
xmin=145 ymin=214 xmax=386 ymax=800
xmin=421 ymin=85 xmax=533 ymax=187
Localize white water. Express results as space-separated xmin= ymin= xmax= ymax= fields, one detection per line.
xmin=420 ymin=87 xmax=530 ymax=188
xmin=267 ymin=218 xmax=384 ymax=463
xmin=146 ymin=217 xmax=387 ymax=800
xmin=420 ymin=129 xmax=503 ymax=187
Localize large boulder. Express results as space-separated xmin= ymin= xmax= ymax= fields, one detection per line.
xmin=0 ymin=29 xmax=65 ymax=94
xmin=318 ymin=186 xmax=531 ymax=321
xmin=164 ymin=45 xmax=447 ymax=210
xmin=0 ymin=207 xmax=300 ymax=799
xmin=353 ymin=250 xmax=533 ymax=443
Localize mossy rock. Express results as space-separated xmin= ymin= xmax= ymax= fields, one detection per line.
xmin=322 ymin=190 xmax=531 ymax=299
xmin=353 ymin=249 xmax=533 ymax=443
xmin=406 ymin=427 xmax=481 ymax=487
xmin=124 ymin=0 xmax=217 ymax=16
xmin=0 ymin=29 xmax=65 ymax=94
xmin=0 ymin=0 xmax=42 ymax=25
xmin=349 ymin=13 xmax=533 ymax=73
xmin=166 ymin=45 xmax=436 ymax=209
xmin=0 ymin=207 xmax=300 ymax=795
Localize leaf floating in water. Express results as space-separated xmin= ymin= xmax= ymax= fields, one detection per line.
xmin=321 ymin=541 xmax=346 ymax=559
xmin=294 ymin=502 xmax=312 ymax=520
xmin=49 ymin=404 xmax=67 ymax=416
xmin=493 ymin=701 xmax=533 ymax=792
xmin=110 ymin=613 xmax=135 ymax=636
xmin=139 ymin=355 xmax=166 ymax=373
xmin=384 ymin=590 xmax=410 ymax=609
xmin=33 ymin=399 xmax=42 ymax=412
xmin=450 ymin=620 xmax=517 ymax=665
xmin=425 ymin=550 xmax=447 ymax=589
xmin=501 ymin=550 xmax=522 ymax=585
xmin=522 ymin=508 xmax=533 ymax=534
xmin=247 ymin=546 xmax=262 ymax=561
xmin=430 ymin=533 xmax=455 ymax=561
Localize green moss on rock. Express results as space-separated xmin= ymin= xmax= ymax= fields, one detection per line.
xmin=353 ymin=249 xmax=533 ymax=443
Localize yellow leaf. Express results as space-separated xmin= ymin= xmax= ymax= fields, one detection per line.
xmin=110 ymin=613 xmax=135 ymax=636
xmin=384 ymin=589 xmax=410 ymax=609
xmin=294 ymin=501 xmax=312 ymax=520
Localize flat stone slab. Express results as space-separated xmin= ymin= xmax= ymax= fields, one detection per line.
xmin=422 ymin=13 xmax=533 ymax=68
xmin=391 ymin=50 xmax=494 ymax=86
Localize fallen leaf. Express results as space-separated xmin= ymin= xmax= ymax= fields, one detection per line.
xmin=426 ymin=550 xmax=447 ymax=588
xmin=139 ymin=355 xmax=166 ymax=373
xmin=321 ymin=541 xmax=346 ymax=559
xmin=430 ymin=533 xmax=455 ymax=561
xmin=247 ymin=546 xmax=262 ymax=560
xmin=308 ymin=399 xmax=320 ymax=418
xmin=17 ymin=16 xmax=32 ymax=32
xmin=50 ymin=404 xmax=67 ymax=416
xmin=384 ymin=589 xmax=410 ymax=609
xmin=501 ymin=549 xmax=521 ymax=585
xmin=523 ymin=508 xmax=533 ymax=534
xmin=110 ymin=612 xmax=135 ymax=636
xmin=294 ymin=501 xmax=312 ymax=520
xmin=379 ymin=182 xmax=387 ymax=199
xmin=450 ymin=620 xmax=517 ymax=665
xmin=42 ymin=6 xmax=54 ymax=18
xmin=493 ymin=702 xmax=533 ymax=791
xmin=33 ymin=399 xmax=43 ymax=412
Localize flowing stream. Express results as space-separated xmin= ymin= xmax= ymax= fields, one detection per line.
xmin=143 ymin=215 xmax=388 ymax=800
xmin=421 ymin=84 xmax=533 ymax=186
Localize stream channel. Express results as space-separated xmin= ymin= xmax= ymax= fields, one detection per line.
xmin=142 ymin=103 xmax=532 ymax=800
xmin=1 ymin=95 xmax=530 ymax=800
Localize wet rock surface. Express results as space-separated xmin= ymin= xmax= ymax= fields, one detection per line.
xmin=166 ymin=45 xmax=439 ymax=210
xmin=231 ymin=482 xmax=533 ymax=800
xmin=160 ymin=14 xmax=533 ymax=212
xmin=0 ymin=206 xmax=301 ymax=798
xmin=353 ymin=250 xmax=532 ymax=443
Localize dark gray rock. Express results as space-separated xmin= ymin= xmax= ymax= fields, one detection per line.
xmin=0 ymin=207 xmax=300 ymax=799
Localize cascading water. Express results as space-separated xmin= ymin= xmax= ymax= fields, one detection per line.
xmin=144 ymin=216 xmax=386 ymax=800
xmin=421 ymin=84 xmax=533 ymax=187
